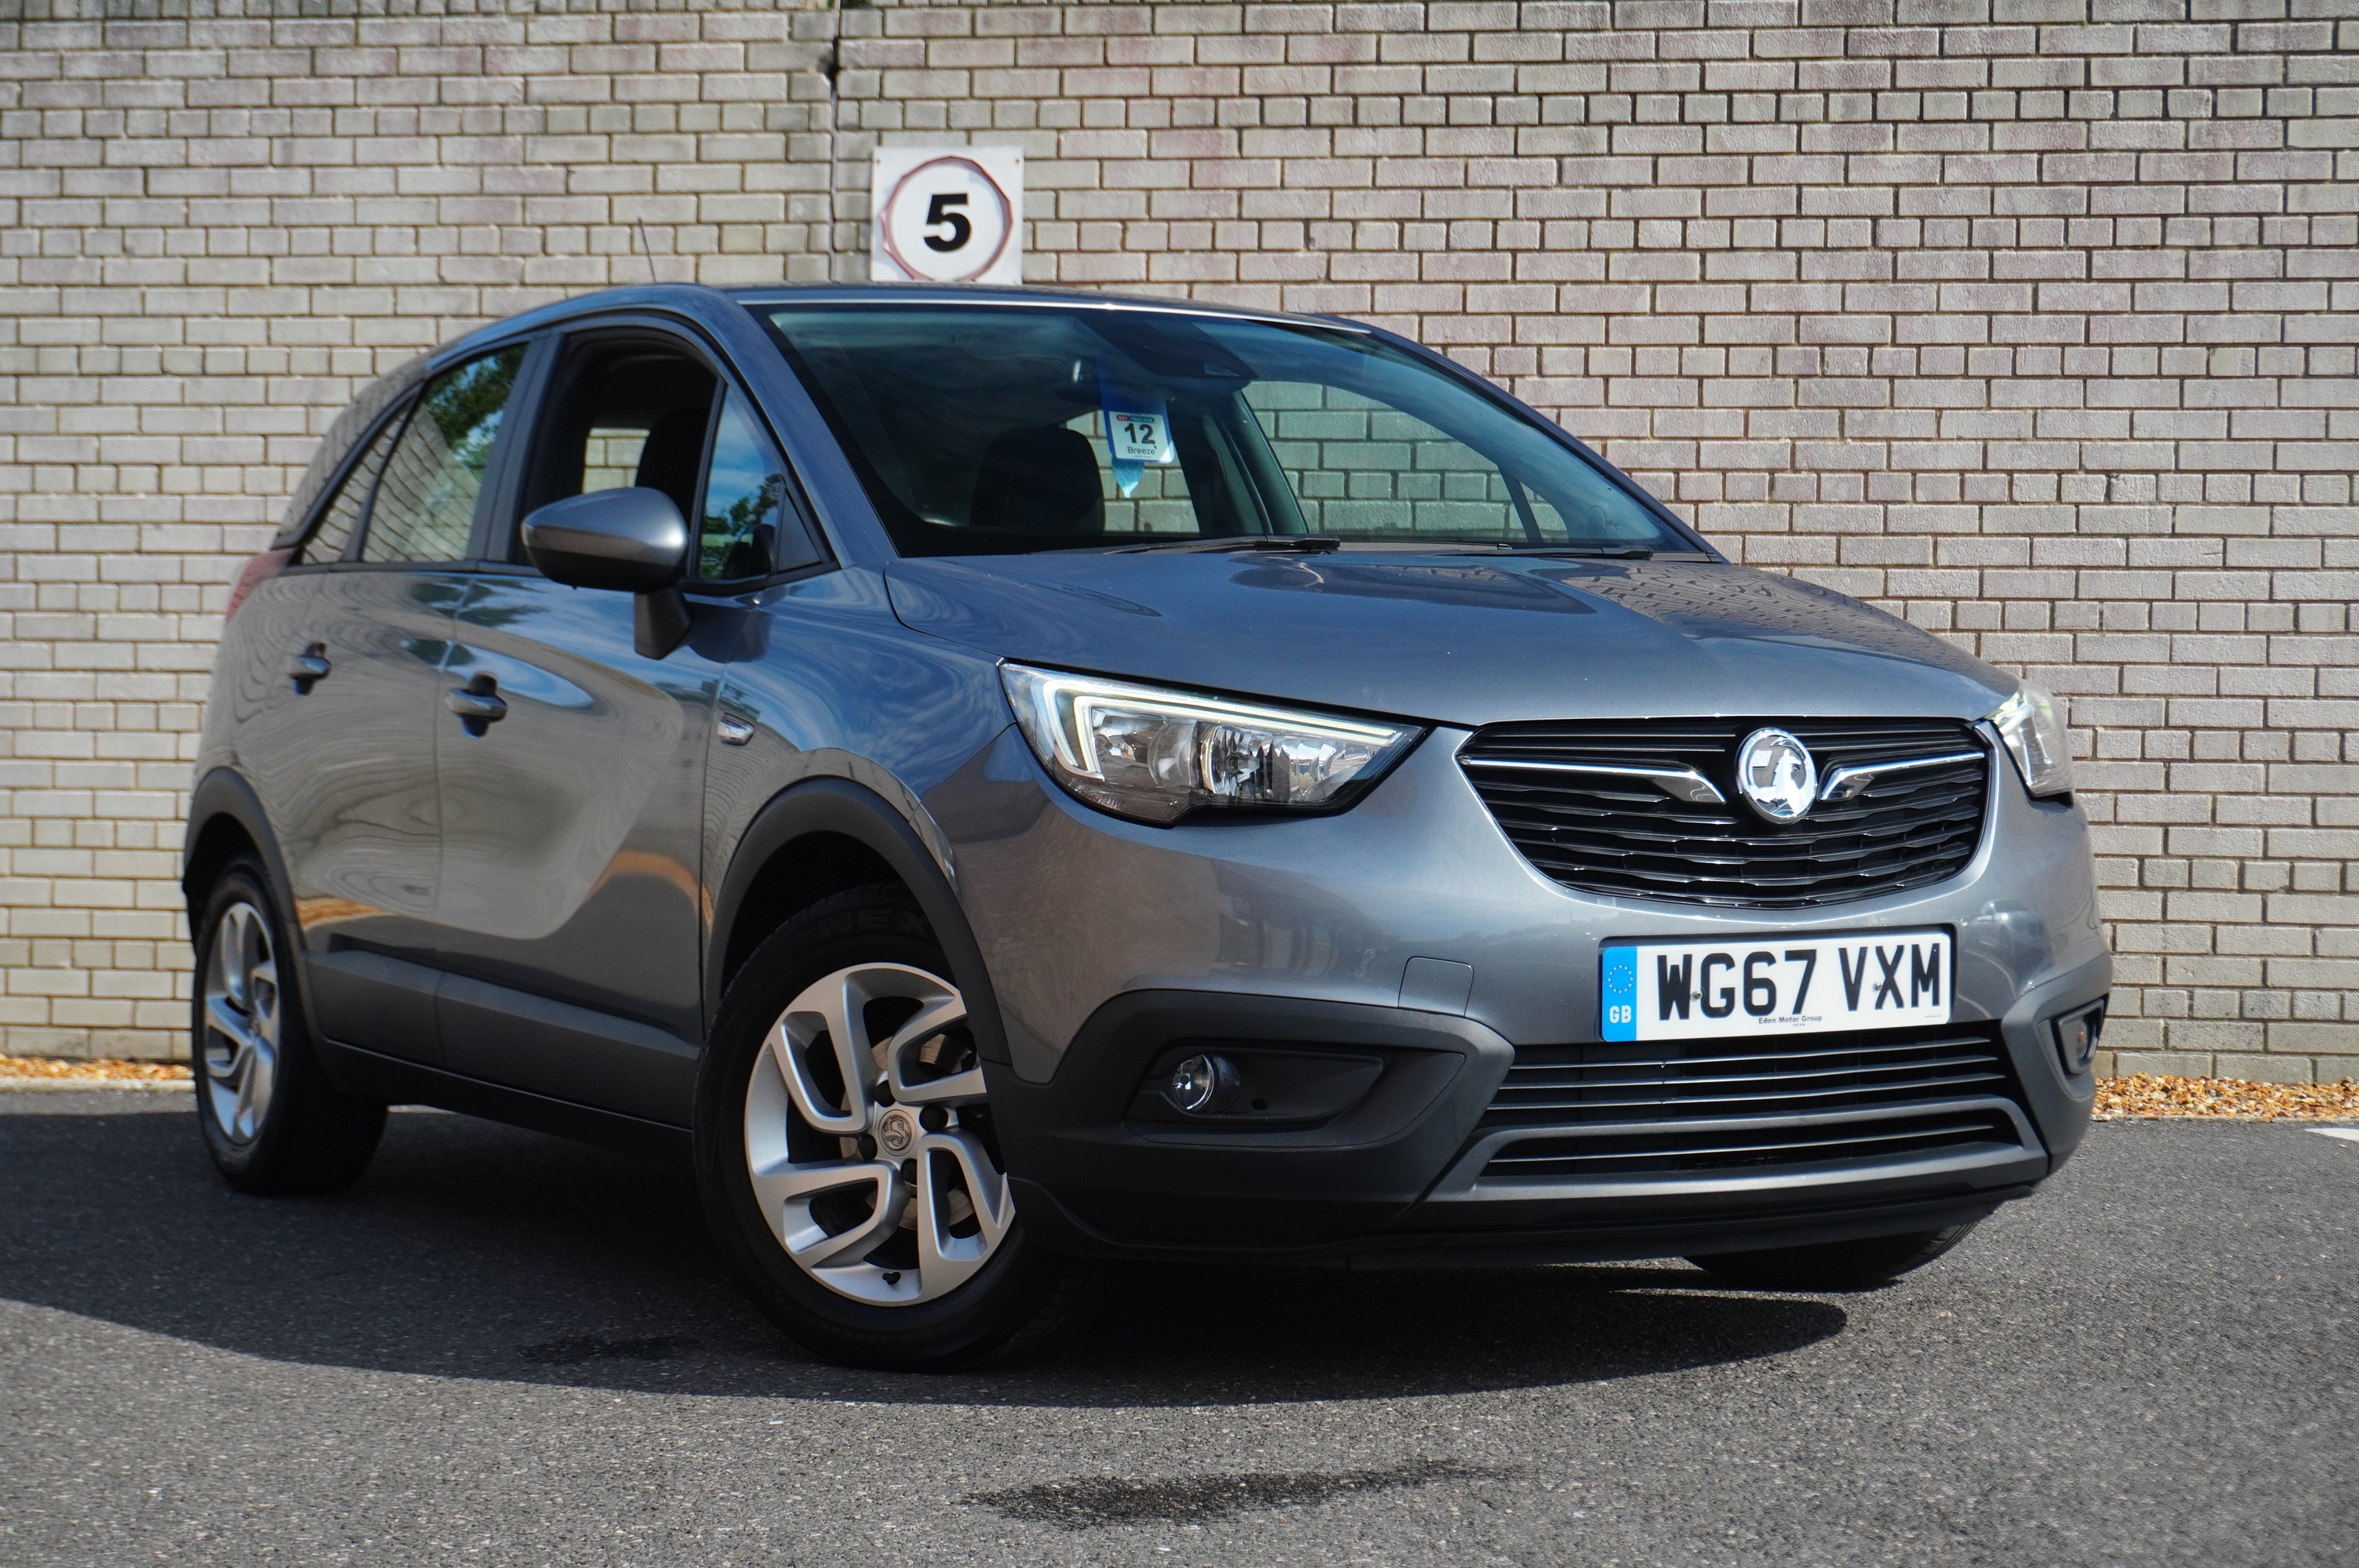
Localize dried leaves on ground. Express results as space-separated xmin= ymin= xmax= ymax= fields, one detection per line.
xmin=2095 ymin=1073 xmax=2359 ymax=1121
xmin=0 ymin=1054 xmax=191 ymax=1083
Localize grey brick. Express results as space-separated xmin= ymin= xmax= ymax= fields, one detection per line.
xmin=0 ymin=0 xmax=2350 ymax=1060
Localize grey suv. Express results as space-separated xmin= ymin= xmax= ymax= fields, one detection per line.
xmin=187 ymin=285 xmax=2109 ymax=1368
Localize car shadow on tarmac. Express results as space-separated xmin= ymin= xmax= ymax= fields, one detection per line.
xmin=0 ymin=1099 xmax=1846 ymax=1406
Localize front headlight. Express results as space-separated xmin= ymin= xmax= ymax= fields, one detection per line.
xmin=1989 ymin=682 xmax=2074 ymax=797
xmin=1001 ymin=663 xmax=1423 ymax=825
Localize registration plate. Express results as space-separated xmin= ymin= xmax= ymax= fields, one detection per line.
xmin=1601 ymin=928 xmax=1952 ymax=1042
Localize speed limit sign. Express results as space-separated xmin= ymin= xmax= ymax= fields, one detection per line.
xmin=869 ymin=146 xmax=1024 ymax=285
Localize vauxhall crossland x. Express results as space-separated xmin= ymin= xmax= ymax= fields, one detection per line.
xmin=187 ymin=285 xmax=2109 ymax=1368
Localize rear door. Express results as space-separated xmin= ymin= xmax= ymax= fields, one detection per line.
xmin=429 ymin=327 xmax=822 ymax=1121
xmin=251 ymin=343 xmax=532 ymax=1066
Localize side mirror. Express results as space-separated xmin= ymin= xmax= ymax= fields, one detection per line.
xmin=522 ymin=487 xmax=689 ymax=593
xmin=521 ymin=488 xmax=694 ymax=658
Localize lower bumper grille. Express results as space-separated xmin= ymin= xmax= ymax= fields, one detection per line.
xmin=1475 ymin=1024 xmax=2034 ymax=1181
xmin=1481 ymin=1109 xmax=2023 ymax=1180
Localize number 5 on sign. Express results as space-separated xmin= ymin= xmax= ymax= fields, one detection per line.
xmin=871 ymin=146 xmax=1024 ymax=285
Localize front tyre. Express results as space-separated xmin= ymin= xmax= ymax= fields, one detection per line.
xmin=192 ymin=855 xmax=387 ymax=1195
xmin=1685 ymin=1220 xmax=1982 ymax=1291
xmin=693 ymin=886 xmax=1103 ymax=1370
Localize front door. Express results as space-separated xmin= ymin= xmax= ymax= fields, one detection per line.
xmin=428 ymin=332 xmax=816 ymax=1123
xmin=430 ymin=575 xmax=732 ymax=1117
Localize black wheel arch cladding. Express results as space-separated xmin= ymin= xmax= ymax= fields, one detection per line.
xmin=706 ymin=778 xmax=1011 ymax=1065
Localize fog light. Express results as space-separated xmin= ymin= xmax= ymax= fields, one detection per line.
xmin=1166 ymin=1054 xmax=1241 ymax=1115
xmin=2052 ymin=1002 xmax=2105 ymax=1076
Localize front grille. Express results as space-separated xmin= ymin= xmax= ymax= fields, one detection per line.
xmin=1475 ymin=1023 xmax=2032 ymax=1181
xmin=1461 ymin=717 xmax=1990 ymax=908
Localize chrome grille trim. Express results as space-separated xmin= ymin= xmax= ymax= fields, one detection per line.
xmin=1818 ymin=749 xmax=1986 ymax=802
xmin=1462 ymin=755 xmax=1726 ymax=804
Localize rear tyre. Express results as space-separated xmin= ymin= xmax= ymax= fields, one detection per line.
xmin=192 ymin=855 xmax=387 ymax=1195
xmin=1685 ymin=1221 xmax=1981 ymax=1291
xmin=693 ymin=884 xmax=1106 ymax=1371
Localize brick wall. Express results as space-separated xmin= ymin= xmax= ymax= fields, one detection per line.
xmin=2 ymin=0 xmax=2353 ymax=1078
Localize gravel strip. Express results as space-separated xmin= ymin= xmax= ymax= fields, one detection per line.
xmin=0 ymin=1054 xmax=190 ymax=1084
xmin=2095 ymin=1072 xmax=2359 ymax=1120
xmin=0 ymin=1076 xmax=189 ymax=1093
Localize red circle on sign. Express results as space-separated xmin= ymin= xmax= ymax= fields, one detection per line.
xmin=878 ymin=155 xmax=1016 ymax=284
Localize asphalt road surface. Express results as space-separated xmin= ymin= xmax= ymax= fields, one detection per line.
xmin=2 ymin=1091 xmax=2351 ymax=1566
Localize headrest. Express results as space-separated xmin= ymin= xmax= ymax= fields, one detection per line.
xmin=635 ymin=405 xmax=711 ymax=521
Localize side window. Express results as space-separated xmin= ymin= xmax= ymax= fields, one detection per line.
xmin=298 ymin=412 xmax=404 ymax=565
xmin=582 ymin=424 xmax=649 ymax=494
xmin=528 ymin=346 xmax=717 ymax=528
xmin=696 ymin=390 xmax=819 ymax=580
xmin=361 ymin=345 xmax=527 ymax=564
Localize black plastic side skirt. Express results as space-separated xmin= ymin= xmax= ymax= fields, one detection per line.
xmin=318 ymin=1039 xmax=690 ymax=1162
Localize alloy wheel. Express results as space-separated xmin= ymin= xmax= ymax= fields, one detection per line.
xmin=201 ymin=899 xmax=281 ymax=1143
xmin=743 ymin=962 xmax=1013 ymax=1306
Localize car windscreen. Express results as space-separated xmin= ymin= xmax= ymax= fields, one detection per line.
xmin=753 ymin=303 xmax=1698 ymax=558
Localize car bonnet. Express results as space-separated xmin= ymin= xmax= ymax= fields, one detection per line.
xmin=884 ymin=551 xmax=2016 ymax=730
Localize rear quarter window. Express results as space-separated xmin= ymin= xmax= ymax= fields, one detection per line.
xmin=273 ymin=354 xmax=431 ymax=550
xmin=296 ymin=412 xmax=405 ymax=566
xmin=358 ymin=346 xmax=528 ymax=564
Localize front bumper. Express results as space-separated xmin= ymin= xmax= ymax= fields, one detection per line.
xmin=938 ymin=724 xmax=2110 ymax=1264
xmin=987 ymin=985 xmax=2065 ymax=1266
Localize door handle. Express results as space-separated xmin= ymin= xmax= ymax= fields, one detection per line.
xmin=445 ymin=674 xmax=507 ymax=736
xmin=288 ymin=644 xmax=331 ymax=694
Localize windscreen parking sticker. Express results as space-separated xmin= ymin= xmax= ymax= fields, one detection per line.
xmin=1097 ymin=360 xmax=1176 ymax=496
xmin=1107 ymin=408 xmax=1172 ymax=466
xmin=1601 ymin=928 xmax=1952 ymax=1042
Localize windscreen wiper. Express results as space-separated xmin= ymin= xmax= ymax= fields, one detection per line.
xmin=1500 ymin=545 xmax=1659 ymax=559
xmin=1110 ymin=535 xmax=1343 ymax=555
